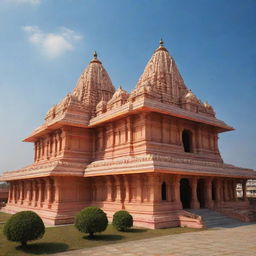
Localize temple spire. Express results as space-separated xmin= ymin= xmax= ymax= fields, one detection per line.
xmin=93 ymin=51 xmax=98 ymax=59
xmin=159 ymin=38 xmax=164 ymax=46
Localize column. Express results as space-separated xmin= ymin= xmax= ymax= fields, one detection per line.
xmin=114 ymin=175 xmax=121 ymax=203
xmin=136 ymin=174 xmax=142 ymax=203
xmin=38 ymin=180 xmax=43 ymax=207
xmin=215 ymin=179 xmax=222 ymax=205
xmin=232 ymin=180 xmax=238 ymax=201
xmin=19 ymin=181 xmax=24 ymax=205
xmin=242 ymin=179 xmax=247 ymax=201
xmin=190 ymin=177 xmax=200 ymax=209
xmin=166 ymin=178 xmax=172 ymax=202
xmin=8 ymin=183 xmax=12 ymax=203
xmin=44 ymin=178 xmax=51 ymax=208
xmin=205 ymin=178 xmax=213 ymax=208
xmin=148 ymin=173 xmax=161 ymax=203
xmin=173 ymin=175 xmax=181 ymax=204
xmin=106 ymin=176 xmax=113 ymax=201
xmin=28 ymin=181 xmax=32 ymax=206
xmin=53 ymin=177 xmax=61 ymax=205
xmin=32 ymin=180 xmax=38 ymax=207
xmin=123 ymin=175 xmax=130 ymax=203
xmin=126 ymin=116 xmax=133 ymax=155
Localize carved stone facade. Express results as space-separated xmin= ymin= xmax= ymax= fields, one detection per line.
xmin=1 ymin=40 xmax=256 ymax=228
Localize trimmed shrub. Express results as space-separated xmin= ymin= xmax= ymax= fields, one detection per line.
xmin=75 ymin=206 xmax=108 ymax=238
xmin=3 ymin=211 xmax=45 ymax=247
xmin=112 ymin=210 xmax=133 ymax=231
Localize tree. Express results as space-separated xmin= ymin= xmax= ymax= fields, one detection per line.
xmin=3 ymin=211 xmax=45 ymax=247
xmin=75 ymin=206 xmax=108 ymax=238
xmin=112 ymin=210 xmax=133 ymax=231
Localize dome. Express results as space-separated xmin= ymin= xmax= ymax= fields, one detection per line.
xmin=110 ymin=85 xmax=129 ymax=100
xmin=72 ymin=51 xmax=115 ymax=115
xmin=135 ymin=39 xmax=187 ymax=100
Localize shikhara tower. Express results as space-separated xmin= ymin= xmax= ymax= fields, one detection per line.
xmin=1 ymin=40 xmax=256 ymax=228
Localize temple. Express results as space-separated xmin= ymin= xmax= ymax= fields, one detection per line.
xmin=1 ymin=40 xmax=256 ymax=228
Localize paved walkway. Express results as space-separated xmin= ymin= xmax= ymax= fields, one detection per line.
xmin=54 ymin=224 xmax=256 ymax=256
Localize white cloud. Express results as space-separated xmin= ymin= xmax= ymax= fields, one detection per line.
xmin=7 ymin=0 xmax=41 ymax=4
xmin=22 ymin=26 xmax=82 ymax=58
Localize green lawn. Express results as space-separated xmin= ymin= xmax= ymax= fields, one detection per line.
xmin=0 ymin=212 xmax=11 ymax=223
xmin=0 ymin=212 xmax=204 ymax=256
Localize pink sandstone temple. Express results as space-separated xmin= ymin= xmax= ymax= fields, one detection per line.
xmin=1 ymin=40 xmax=256 ymax=228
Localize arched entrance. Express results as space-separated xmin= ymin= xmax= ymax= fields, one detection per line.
xmin=180 ymin=178 xmax=191 ymax=209
xmin=197 ymin=179 xmax=205 ymax=208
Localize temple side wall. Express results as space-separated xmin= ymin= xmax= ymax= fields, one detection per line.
xmin=93 ymin=113 xmax=222 ymax=163
xmin=3 ymin=174 xmax=250 ymax=228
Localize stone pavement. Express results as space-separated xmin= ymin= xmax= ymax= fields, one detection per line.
xmin=54 ymin=224 xmax=256 ymax=256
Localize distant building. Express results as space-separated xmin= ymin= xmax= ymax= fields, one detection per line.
xmin=237 ymin=180 xmax=256 ymax=197
xmin=1 ymin=40 xmax=256 ymax=228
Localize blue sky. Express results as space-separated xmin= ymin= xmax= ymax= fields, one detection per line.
xmin=0 ymin=0 xmax=255 ymax=173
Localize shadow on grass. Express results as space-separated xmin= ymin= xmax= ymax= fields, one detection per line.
xmin=125 ymin=228 xmax=147 ymax=233
xmin=16 ymin=242 xmax=69 ymax=255
xmin=83 ymin=234 xmax=124 ymax=241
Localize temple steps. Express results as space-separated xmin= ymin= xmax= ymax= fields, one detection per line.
xmin=188 ymin=209 xmax=245 ymax=228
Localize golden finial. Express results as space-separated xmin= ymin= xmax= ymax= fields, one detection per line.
xmin=159 ymin=38 xmax=164 ymax=46
xmin=93 ymin=51 xmax=97 ymax=59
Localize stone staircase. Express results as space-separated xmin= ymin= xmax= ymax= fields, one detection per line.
xmin=188 ymin=209 xmax=246 ymax=228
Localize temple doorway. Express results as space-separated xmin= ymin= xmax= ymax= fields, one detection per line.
xmin=180 ymin=178 xmax=191 ymax=209
xmin=182 ymin=130 xmax=192 ymax=153
xmin=197 ymin=179 xmax=205 ymax=208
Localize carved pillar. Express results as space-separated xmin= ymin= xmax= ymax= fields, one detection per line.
xmin=232 ymin=180 xmax=238 ymax=201
xmin=44 ymin=178 xmax=51 ymax=208
xmin=19 ymin=181 xmax=24 ymax=205
xmin=53 ymin=177 xmax=61 ymax=204
xmin=166 ymin=177 xmax=172 ymax=202
xmin=123 ymin=175 xmax=130 ymax=203
xmin=126 ymin=116 xmax=133 ymax=155
xmin=31 ymin=180 xmax=36 ymax=206
xmin=37 ymin=180 xmax=43 ymax=207
xmin=105 ymin=176 xmax=113 ymax=202
xmin=228 ymin=181 xmax=233 ymax=201
xmin=223 ymin=180 xmax=229 ymax=201
xmin=136 ymin=174 xmax=142 ymax=203
xmin=114 ymin=175 xmax=121 ymax=203
xmin=16 ymin=181 xmax=20 ymax=204
xmin=190 ymin=177 xmax=200 ymax=209
xmin=8 ymin=183 xmax=12 ymax=203
xmin=150 ymin=173 xmax=161 ymax=203
xmin=242 ymin=179 xmax=247 ymax=201
xmin=205 ymin=178 xmax=213 ymax=208
xmin=173 ymin=175 xmax=181 ymax=204
xmin=215 ymin=179 xmax=221 ymax=204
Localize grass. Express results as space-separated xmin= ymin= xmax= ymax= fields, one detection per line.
xmin=0 ymin=212 xmax=205 ymax=256
xmin=0 ymin=212 xmax=11 ymax=223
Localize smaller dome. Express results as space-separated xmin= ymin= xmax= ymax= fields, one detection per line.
xmin=203 ymin=101 xmax=211 ymax=108
xmin=184 ymin=90 xmax=198 ymax=103
xmin=110 ymin=85 xmax=129 ymax=100
xmin=96 ymin=99 xmax=107 ymax=110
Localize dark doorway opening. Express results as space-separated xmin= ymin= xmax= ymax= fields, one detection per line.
xmin=182 ymin=130 xmax=192 ymax=153
xmin=212 ymin=180 xmax=216 ymax=201
xmin=161 ymin=182 xmax=167 ymax=201
xmin=197 ymin=179 xmax=205 ymax=208
xmin=180 ymin=178 xmax=191 ymax=209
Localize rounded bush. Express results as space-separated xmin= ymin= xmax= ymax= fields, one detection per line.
xmin=112 ymin=210 xmax=133 ymax=231
xmin=75 ymin=206 xmax=108 ymax=238
xmin=3 ymin=211 xmax=45 ymax=247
